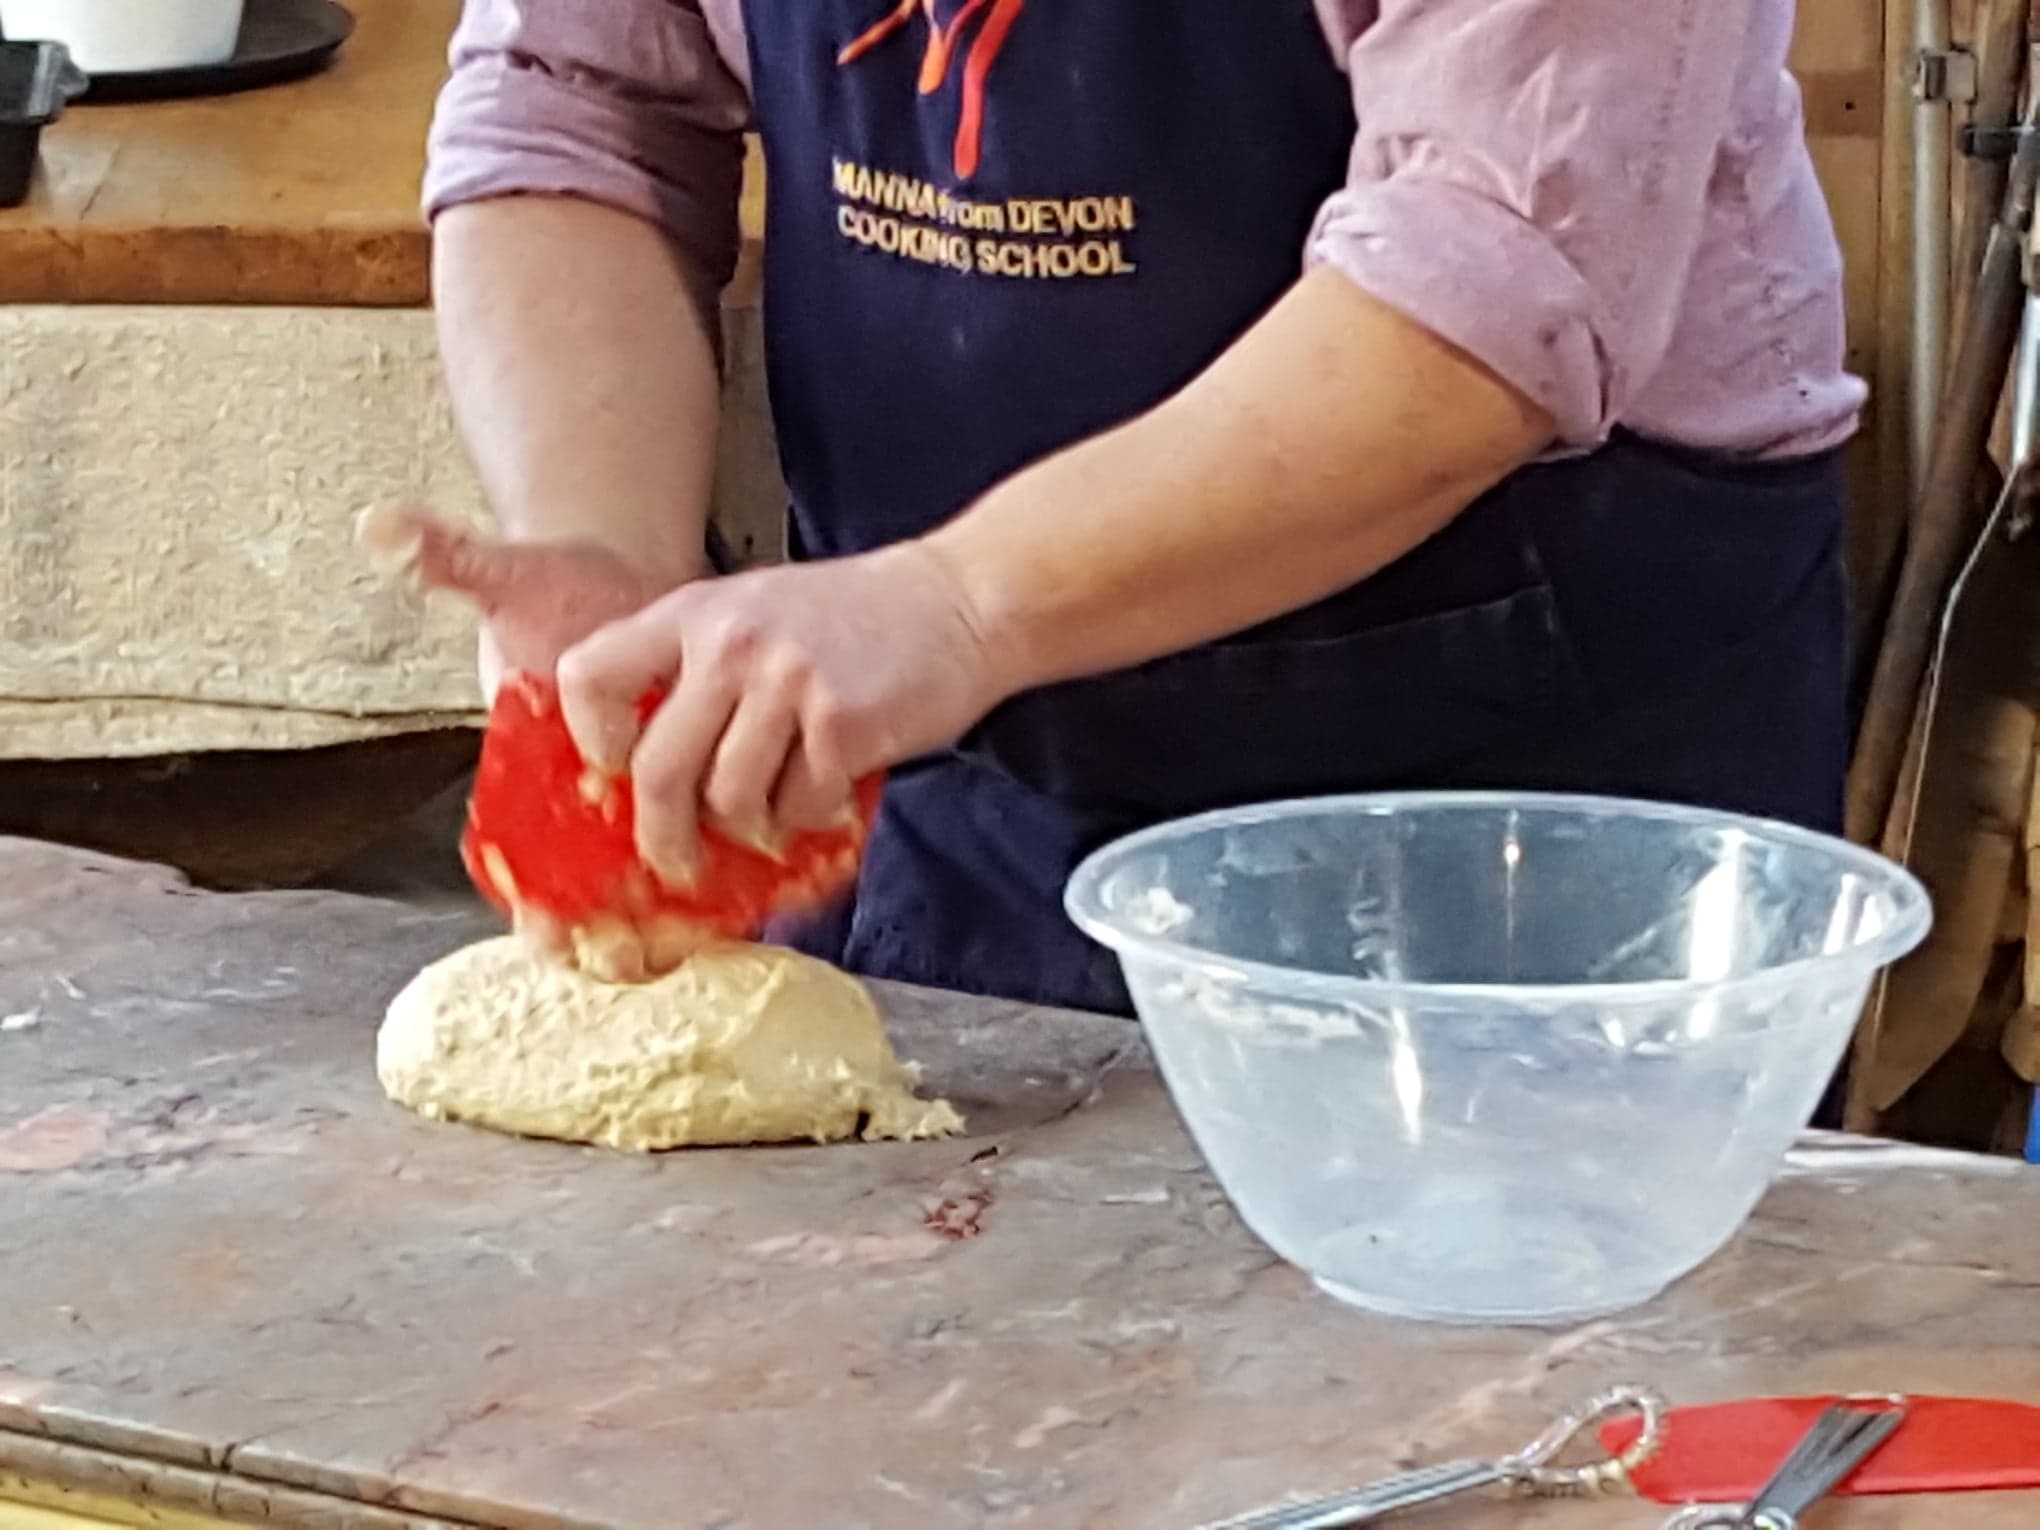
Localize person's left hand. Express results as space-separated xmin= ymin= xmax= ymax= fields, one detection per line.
xmin=556 ymin=542 xmax=1008 ymax=886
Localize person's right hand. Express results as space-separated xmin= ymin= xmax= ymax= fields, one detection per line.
xmin=358 ymin=504 xmax=704 ymax=700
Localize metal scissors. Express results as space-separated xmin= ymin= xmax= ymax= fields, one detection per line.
xmin=1202 ymin=1384 xmax=1669 ymax=1529
xmin=1660 ymin=1395 xmax=1909 ymax=1530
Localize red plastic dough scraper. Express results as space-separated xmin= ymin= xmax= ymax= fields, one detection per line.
xmin=1600 ymin=1395 xmax=2040 ymax=1502
xmin=462 ymin=672 xmax=882 ymax=959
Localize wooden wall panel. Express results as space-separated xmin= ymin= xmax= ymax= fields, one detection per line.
xmin=1793 ymin=0 xmax=1893 ymax=583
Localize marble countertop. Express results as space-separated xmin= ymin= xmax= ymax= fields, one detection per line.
xmin=0 ymin=837 xmax=2035 ymax=1528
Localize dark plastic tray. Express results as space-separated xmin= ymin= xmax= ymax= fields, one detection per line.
xmin=0 ymin=41 xmax=85 ymax=208
xmin=75 ymin=0 xmax=353 ymax=104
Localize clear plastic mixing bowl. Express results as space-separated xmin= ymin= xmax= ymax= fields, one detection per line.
xmin=1065 ymin=793 xmax=1931 ymax=1325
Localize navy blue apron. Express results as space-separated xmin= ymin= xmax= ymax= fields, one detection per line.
xmin=740 ymin=0 xmax=1849 ymax=1014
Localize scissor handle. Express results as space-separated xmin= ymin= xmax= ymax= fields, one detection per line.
xmin=1504 ymin=1383 xmax=1671 ymax=1497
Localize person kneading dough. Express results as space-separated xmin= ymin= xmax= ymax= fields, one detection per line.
xmin=378 ymin=937 xmax=961 ymax=1150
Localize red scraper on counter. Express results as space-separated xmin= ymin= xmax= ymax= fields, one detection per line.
xmin=1601 ymin=1395 xmax=2040 ymax=1502
xmin=463 ymin=672 xmax=882 ymax=959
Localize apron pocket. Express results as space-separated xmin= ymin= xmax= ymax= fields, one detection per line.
xmin=963 ymin=580 xmax=1586 ymax=818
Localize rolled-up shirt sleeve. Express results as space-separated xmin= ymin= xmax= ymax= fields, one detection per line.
xmin=1308 ymin=0 xmax=1756 ymax=447
xmin=424 ymin=0 xmax=750 ymax=290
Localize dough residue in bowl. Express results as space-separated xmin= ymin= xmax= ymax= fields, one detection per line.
xmin=1123 ymin=885 xmax=1193 ymax=935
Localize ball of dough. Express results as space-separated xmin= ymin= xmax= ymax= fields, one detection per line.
xmin=378 ymin=937 xmax=962 ymax=1149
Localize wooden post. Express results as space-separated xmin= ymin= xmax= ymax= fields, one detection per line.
xmin=1795 ymin=0 xmax=1900 ymax=642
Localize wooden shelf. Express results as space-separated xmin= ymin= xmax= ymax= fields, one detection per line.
xmin=0 ymin=0 xmax=765 ymax=308
xmin=0 ymin=0 xmax=450 ymax=305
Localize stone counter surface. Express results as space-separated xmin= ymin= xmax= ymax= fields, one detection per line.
xmin=0 ymin=0 xmax=779 ymax=766
xmin=0 ymin=837 xmax=2035 ymax=1528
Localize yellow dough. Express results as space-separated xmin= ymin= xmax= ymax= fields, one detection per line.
xmin=377 ymin=937 xmax=963 ymax=1149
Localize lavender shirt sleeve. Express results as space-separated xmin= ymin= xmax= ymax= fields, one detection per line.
xmin=426 ymin=0 xmax=1855 ymax=456
xmin=1309 ymin=0 xmax=1759 ymax=448
xmin=422 ymin=0 xmax=751 ymax=290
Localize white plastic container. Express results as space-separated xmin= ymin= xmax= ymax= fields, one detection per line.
xmin=1067 ymin=792 xmax=1932 ymax=1326
xmin=0 ymin=0 xmax=245 ymax=74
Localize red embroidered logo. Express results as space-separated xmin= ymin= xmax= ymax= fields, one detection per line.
xmin=838 ymin=0 xmax=1028 ymax=182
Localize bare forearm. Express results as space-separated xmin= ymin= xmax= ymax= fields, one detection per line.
xmin=433 ymin=197 xmax=724 ymax=585
xmin=925 ymin=268 xmax=1555 ymax=696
